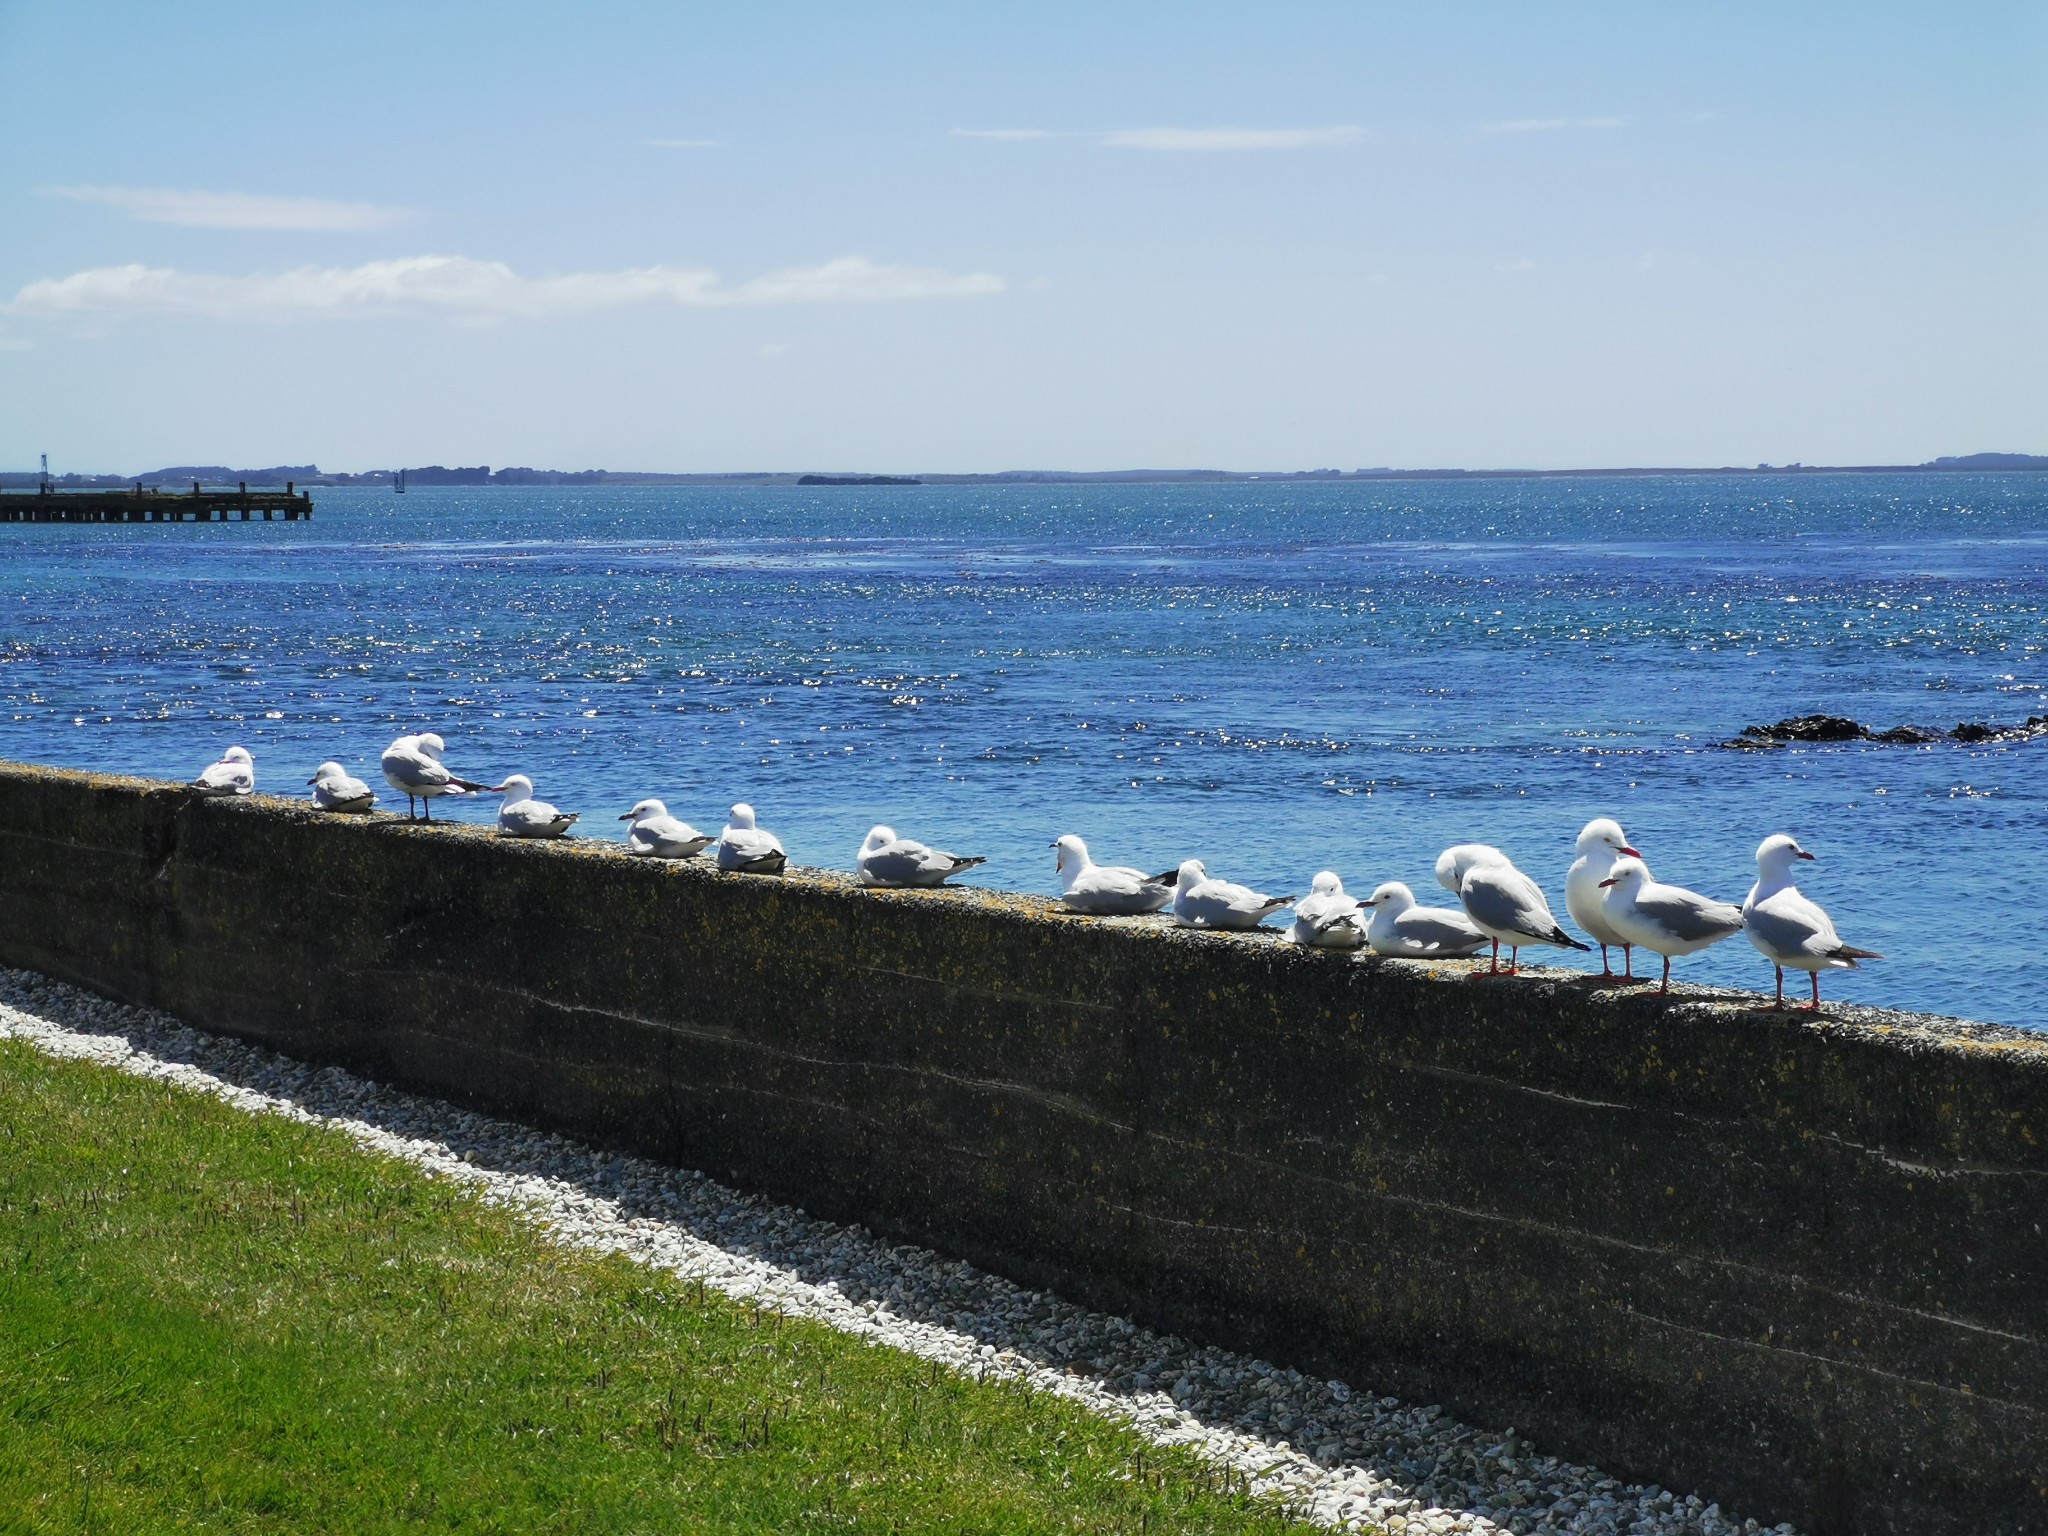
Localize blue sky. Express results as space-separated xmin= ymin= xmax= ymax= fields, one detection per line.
xmin=1 ymin=2 xmax=2041 ymax=472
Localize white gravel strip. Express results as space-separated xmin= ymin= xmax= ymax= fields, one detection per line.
xmin=0 ymin=968 xmax=1796 ymax=1536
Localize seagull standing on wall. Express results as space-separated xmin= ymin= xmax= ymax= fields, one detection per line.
xmin=190 ymin=745 xmax=254 ymax=797
xmin=380 ymin=733 xmax=497 ymax=821
xmin=1597 ymin=857 xmax=1744 ymax=994
xmin=1742 ymin=835 xmax=1883 ymax=1010
xmin=1566 ymin=818 xmax=1640 ymax=978
xmin=716 ymin=803 xmax=787 ymax=874
xmin=1050 ymin=834 xmax=1177 ymax=915
xmin=1445 ymin=846 xmax=1590 ymax=975
xmin=620 ymin=799 xmax=713 ymax=859
xmin=856 ymin=826 xmax=986 ymax=888
xmin=307 ymin=760 xmax=375 ymax=813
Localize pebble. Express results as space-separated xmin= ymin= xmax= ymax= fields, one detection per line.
xmin=0 ymin=967 xmax=1803 ymax=1536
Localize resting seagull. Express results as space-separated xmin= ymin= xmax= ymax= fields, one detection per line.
xmin=1361 ymin=881 xmax=1490 ymax=958
xmin=1050 ymin=834 xmax=1176 ymax=915
xmin=496 ymin=775 xmax=578 ymax=839
xmin=1598 ymin=857 xmax=1744 ymax=993
xmin=1435 ymin=843 xmax=1507 ymax=897
xmin=1566 ymin=818 xmax=1641 ymax=978
xmin=1289 ymin=871 xmax=1366 ymax=949
xmin=1450 ymin=847 xmax=1590 ymax=974
xmin=307 ymin=761 xmax=375 ymax=814
xmin=381 ymin=733 xmax=497 ymax=821
xmin=190 ymin=745 xmax=254 ymax=798
xmin=857 ymin=826 xmax=986 ymax=888
xmin=1171 ymin=859 xmax=1295 ymax=932
xmin=620 ymin=799 xmax=713 ymax=859
xmin=716 ymin=803 xmax=787 ymax=875
xmin=1742 ymin=834 xmax=1883 ymax=1011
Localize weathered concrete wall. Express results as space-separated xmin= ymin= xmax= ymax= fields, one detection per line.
xmin=0 ymin=761 xmax=2042 ymax=1536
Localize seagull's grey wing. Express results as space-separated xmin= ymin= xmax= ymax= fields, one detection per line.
xmin=1460 ymin=869 xmax=1548 ymax=939
xmin=1747 ymin=891 xmax=1837 ymax=960
xmin=1637 ymin=887 xmax=1744 ymax=944
xmin=1397 ymin=907 xmax=1489 ymax=953
xmin=863 ymin=845 xmax=937 ymax=885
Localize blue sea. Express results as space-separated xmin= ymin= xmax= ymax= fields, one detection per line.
xmin=3 ymin=476 xmax=2043 ymax=1026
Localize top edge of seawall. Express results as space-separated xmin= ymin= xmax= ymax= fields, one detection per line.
xmin=4 ymin=758 xmax=2041 ymax=1056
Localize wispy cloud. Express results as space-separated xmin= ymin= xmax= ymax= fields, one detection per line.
xmin=1478 ymin=117 xmax=1624 ymax=135
xmin=8 ymin=254 xmax=1005 ymax=322
xmin=950 ymin=128 xmax=1055 ymax=141
xmin=647 ymin=138 xmax=717 ymax=149
xmin=1101 ymin=126 xmax=1365 ymax=151
xmin=40 ymin=185 xmax=410 ymax=232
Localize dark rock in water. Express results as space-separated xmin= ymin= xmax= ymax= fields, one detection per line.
xmin=1719 ymin=733 xmax=1785 ymax=751
xmin=1724 ymin=714 xmax=1867 ymax=749
xmin=1952 ymin=722 xmax=1996 ymax=743
xmin=1871 ymin=724 xmax=1946 ymax=744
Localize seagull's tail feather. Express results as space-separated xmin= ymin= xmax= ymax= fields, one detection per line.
xmin=559 ymin=813 xmax=580 ymax=827
xmin=1549 ymin=927 xmax=1593 ymax=951
xmin=1830 ymin=944 xmax=1884 ymax=964
xmin=948 ymin=855 xmax=988 ymax=873
xmin=1150 ymin=869 xmax=1180 ymax=886
xmin=447 ymin=775 xmax=499 ymax=794
xmin=1258 ymin=895 xmax=1299 ymax=915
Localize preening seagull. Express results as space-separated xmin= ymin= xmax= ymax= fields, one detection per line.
xmin=1435 ymin=843 xmax=1506 ymax=896
xmin=1171 ymin=859 xmax=1295 ymax=931
xmin=1450 ymin=847 xmax=1590 ymax=974
xmin=1566 ymin=818 xmax=1641 ymax=977
xmin=1360 ymin=881 xmax=1490 ymax=958
xmin=307 ymin=760 xmax=375 ymax=814
xmin=1742 ymin=834 xmax=1883 ymax=1010
xmin=380 ymin=733 xmax=497 ymax=821
xmin=716 ymin=803 xmax=787 ymax=875
xmin=1050 ymin=834 xmax=1176 ymax=915
xmin=496 ymin=774 xmax=578 ymax=839
xmin=190 ymin=745 xmax=254 ymax=798
xmin=1289 ymin=871 xmax=1366 ymax=949
xmin=856 ymin=826 xmax=987 ymax=888
xmin=619 ymin=799 xmax=713 ymax=859
xmin=1598 ymin=856 xmax=1744 ymax=993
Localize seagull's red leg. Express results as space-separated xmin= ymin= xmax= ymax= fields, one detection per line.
xmin=1489 ymin=939 xmax=1500 ymax=975
xmin=1599 ymin=943 xmax=1613 ymax=977
xmin=1804 ymin=971 xmax=1823 ymax=1012
xmin=1772 ymin=965 xmax=1786 ymax=1010
xmin=1623 ymin=944 xmax=1633 ymax=979
xmin=1661 ymin=955 xmax=1671 ymax=994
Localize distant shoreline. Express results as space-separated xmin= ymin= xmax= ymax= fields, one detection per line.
xmin=7 ymin=453 xmax=2044 ymax=491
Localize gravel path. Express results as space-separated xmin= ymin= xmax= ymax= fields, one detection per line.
xmin=0 ymin=969 xmax=1798 ymax=1536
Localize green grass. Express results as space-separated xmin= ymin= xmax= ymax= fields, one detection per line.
xmin=0 ymin=1039 xmax=1302 ymax=1534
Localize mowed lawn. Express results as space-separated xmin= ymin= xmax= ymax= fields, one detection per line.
xmin=0 ymin=1041 xmax=1300 ymax=1534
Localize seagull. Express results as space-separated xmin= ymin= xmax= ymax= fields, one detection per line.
xmin=380 ymin=733 xmax=497 ymax=821
xmin=716 ymin=803 xmax=787 ymax=874
xmin=1450 ymin=847 xmax=1591 ymax=974
xmin=496 ymin=774 xmax=578 ymax=839
xmin=619 ymin=799 xmax=713 ymax=859
xmin=1289 ymin=871 xmax=1366 ymax=949
xmin=1435 ymin=843 xmax=1506 ymax=896
xmin=1598 ymin=857 xmax=1744 ymax=993
xmin=1360 ymin=881 xmax=1490 ymax=958
xmin=1171 ymin=859 xmax=1295 ymax=931
xmin=1742 ymin=834 xmax=1884 ymax=1010
xmin=1566 ymin=818 xmax=1642 ymax=977
xmin=307 ymin=760 xmax=375 ymax=813
xmin=857 ymin=825 xmax=987 ymax=888
xmin=1050 ymin=834 xmax=1177 ymax=915
xmin=190 ymin=745 xmax=254 ymax=798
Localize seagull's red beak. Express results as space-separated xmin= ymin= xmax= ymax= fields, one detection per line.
xmin=618 ymin=812 xmax=635 ymax=820
xmin=1598 ymin=876 xmax=1618 ymax=888
xmin=1797 ymin=850 xmax=1816 ymax=861
xmin=1620 ymin=845 xmax=1641 ymax=857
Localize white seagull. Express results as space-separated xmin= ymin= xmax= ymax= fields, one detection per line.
xmin=1360 ymin=881 xmax=1490 ymax=958
xmin=1171 ymin=859 xmax=1295 ymax=931
xmin=716 ymin=803 xmax=787 ymax=875
xmin=381 ymin=733 xmax=497 ymax=821
xmin=190 ymin=745 xmax=254 ymax=798
xmin=496 ymin=774 xmax=578 ymax=839
xmin=1566 ymin=818 xmax=1642 ymax=977
xmin=1742 ymin=834 xmax=1883 ymax=1010
xmin=307 ymin=760 xmax=375 ymax=814
xmin=1598 ymin=856 xmax=1745 ymax=994
xmin=619 ymin=799 xmax=713 ymax=859
xmin=1449 ymin=846 xmax=1591 ymax=974
xmin=1050 ymin=834 xmax=1177 ymax=915
xmin=1435 ymin=842 xmax=1507 ymax=896
xmin=857 ymin=826 xmax=987 ymax=888
xmin=1289 ymin=871 xmax=1367 ymax=949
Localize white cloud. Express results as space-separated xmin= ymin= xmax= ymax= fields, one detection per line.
xmin=950 ymin=128 xmax=1055 ymax=141
xmin=1478 ymin=118 xmax=1624 ymax=135
xmin=1100 ymin=126 xmax=1365 ymax=151
xmin=7 ymin=254 xmax=1006 ymax=322
xmin=647 ymin=138 xmax=717 ymax=148
xmin=40 ymin=185 xmax=409 ymax=232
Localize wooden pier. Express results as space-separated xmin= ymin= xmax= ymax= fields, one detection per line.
xmin=0 ymin=482 xmax=314 ymax=524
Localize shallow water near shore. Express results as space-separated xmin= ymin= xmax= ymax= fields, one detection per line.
xmin=3 ymin=474 xmax=2044 ymax=1026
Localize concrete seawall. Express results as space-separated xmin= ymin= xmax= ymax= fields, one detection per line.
xmin=0 ymin=761 xmax=2042 ymax=1536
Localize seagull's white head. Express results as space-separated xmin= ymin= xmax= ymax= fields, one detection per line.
xmin=1176 ymin=858 xmax=1208 ymax=888
xmin=1435 ymin=843 xmax=1505 ymax=893
xmin=728 ymin=803 xmax=758 ymax=830
xmin=1756 ymin=833 xmax=1815 ymax=874
xmin=222 ymin=746 xmax=252 ymax=765
xmin=1051 ymin=833 xmax=1090 ymax=874
xmin=622 ymin=797 xmax=666 ymax=822
xmin=1364 ymin=881 xmax=1415 ymax=912
xmin=416 ymin=733 xmax=447 ymax=759
xmin=862 ymin=826 xmax=896 ymax=854
xmin=500 ymin=774 xmax=535 ymax=802
xmin=1598 ymin=857 xmax=1650 ymax=892
xmin=311 ymin=760 xmax=345 ymax=781
xmin=1576 ymin=818 xmax=1638 ymax=858
xmin=1310 ymin=870 xmax=1344 ymax=896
